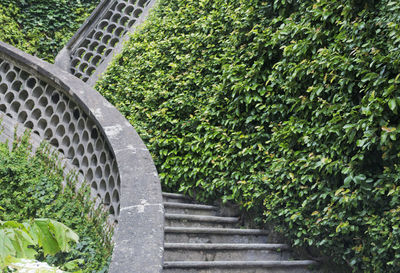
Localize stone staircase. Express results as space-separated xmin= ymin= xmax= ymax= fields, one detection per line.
xmin=162 ymin=192 xmax=318 ymax=273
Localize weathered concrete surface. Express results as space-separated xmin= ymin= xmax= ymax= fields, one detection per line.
xmin=0 ymin=41 xmax=164 ymax=273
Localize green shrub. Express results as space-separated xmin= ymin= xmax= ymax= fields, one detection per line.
xmin=0 ymin=0 xmax=100 ymax=62
xmin=97 ymin=0 xmax=400 ymax=271
xmin=0 ymin=129 xmax=112 ymax=272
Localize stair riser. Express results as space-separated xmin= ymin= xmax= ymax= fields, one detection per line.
xmin=165 ymin=219 xmax=237 ymax=228
xmin=165 ymin=207 xmax=218 ymax=216
xmin=164 ymin=249 xmax=291 ymax=262
xmin=163 ymin=266 xmax=313 ymax=273
xmin=163 ymin=196 xmax=191 ymax=203
xmin=165 ymin=233 xmax=270 ymax=244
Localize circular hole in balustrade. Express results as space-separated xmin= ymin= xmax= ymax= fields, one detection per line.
xmin=19 ymin=70 xmax=29 ymax=80
xmin=45 ymin=86 xmax=55 ymax=97
xmin=57 ymin=102 xmax=67 ymax=115
xmin=100 ymin=179 xmax=107 ymax=193
xmin=62 ymin=115 xmax=71 ymax=127
xmin=56 ymin=125 xmax=65 ymax=136
xmin=11 ymin=81 xmax=22 ymax=92
xmin=104 ymin=164 xmax=111 ymax=178
xmin=114 ymin=27 xmax=125 ymax=37
xmin=99 ymin=152 xmax=106 ymax=164
xmin=77 ymin=144 xmax=84 ymax=156
xmin=77 ymin=118 xmax=85 ymax=132
xmin=95 ymin=166 xmax=102 ymax=179
xmin=26 ymin=78 xmax=36 ymax=89
xmin=10 ymin=101 xmax=20 ymax=113
xmin=73 ymin=107 xmax=80 ymax=120
xmin=93 ymin=31 xmax=104 ymax=40
xmin=72 ymin=158 xmax=79 ymax=167
xmin=87 ymin=168 xmax=94 ymax=181
xmin=128 ymin=19 xmax=137 ymax=28
xmin=67 ymin=147 xmax=75 ymax=159
xmin=87 ymin=67 xmax=96 ymax=76
xmin=32 ymin=86 xmax=43 ymax=98
xmin=0 ymin=63 xmax=10 ymax=73
xmin=119 ymin=16 xmax=129 ymax=27
xmin=133 ymin=8 xmax=143 ymax=18
xmin=104 ymin=49 xmax=113 ymax=57
xmin=0 ymin=83 xmax=8 ymax=94
xmin=25 ymin=121 xmax=33 ymax=129
xmin=0 ymin=104 xmax=6 ymax=112
xmin=104 ymin=11 xmax=113 ymax=20
xmin=82 ymin=130 xmax=89 ymax=143
xmin=4 ymin=92 xmax=14 ymax=103
xmin=91 ymin=181 xmax=98 ymax=191
xmin=37 ymin=118 xmax=47 ymax=130
xmin=72 ymin=133 xmax=79 ymax=145
xmin=91 ymin=154 xmax=98 ymax=166
xmin=104 ymin=192 xmax=110 ymax=205
xmin=116 ymin=2 xmax=125 ymax=12
xmin=112 ymin=190 xmax=119 ymax=203
xmin=50 ymin=138 xmax=59 ymax=148
xmin=87 ymin=142 xmax=94 ymax=154
xmin=95 ymin=139 xmax=104 ymax=151
xmin=18 ymin=90 xmax=28 ymax=101
xmin=38 ymin=97 xmax=48 ymax=108
xmin=50 ymin=115 xmax=59 ymax=127
xmin=108 ymin=176 xmax=115 ymax=190
xmin=17 ymin=111 xmax=27 ymax=123
xmin=97 ymin=45 xmax=106 ymax=55
xmin=68 ymin=123 xmax=76 ymax=134
xmin=45 ymin=106 xmax=54 ymax=117
xmin=124 ymin=5 xmax=134 ymax=15
xmin=62 ymin=136 xmax=70 ymax=147
xmin=51 ymin=92 xmax=60 ymax=104
xmin=24 ymin=99 xmax=34 ymax=111
xmin=81 ymin=156 xmax=89 ymax=168
xmin=6 ymin=71 xmax=16 ymax=82
xmin=44 ymin=128 xmax=53 ymax=140
xmin=31 ymin=109 xmax=41 ymax=120
xmin=91 ymin=127 xmax=99 ymax=139
xmin=109 ymin=206 xmax=115 ymax=216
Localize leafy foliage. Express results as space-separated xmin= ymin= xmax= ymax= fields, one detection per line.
xmin=97 ymin=0 xmax=400 ymax=271
xmin=0 ymin=218 xmax=79 ymax=270
xmin=0 ymin=0 xmax=99 ymax=62
xmin=0 ymin=130 xmax=112 ymax=272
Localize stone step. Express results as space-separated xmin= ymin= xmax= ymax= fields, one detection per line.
xmin=164 ymin=202 xmax=219 ymax=216
xmin=164 ymin=243 xmax=291 ymax=262
xmin=163 ymin=192 xmax=193 ymax=203
xmin=163 ymin=260 xmax=318 ymax=273
xmin=165 ymin=213 xmax=239 ymax=228
xmin=164 ymin=227 xmax=270 ymax=244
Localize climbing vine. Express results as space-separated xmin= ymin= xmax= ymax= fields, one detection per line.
xmin=97 ymin=0 xmax=400 ymax=271
xmin=0 ymin=0 xmax=100 ymax=62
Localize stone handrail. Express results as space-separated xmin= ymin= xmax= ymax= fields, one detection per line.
xmin=0 ymin=41 xmax=164 ymax=273
xmin=55 ymin=0 xmax=157 ymax=86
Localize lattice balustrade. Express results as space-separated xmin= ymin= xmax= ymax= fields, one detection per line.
xmin=60 ymin=0 xmax=153 ymax=83
xmin=0 ymin=57 xmax=120 ymax=222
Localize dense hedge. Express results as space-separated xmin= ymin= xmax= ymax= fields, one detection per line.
xmin=97 ymin=0 xmax=400 ymax=271
xmin=0 ymin=0 xmax=99 ymax=62
xmin=0 ymin=131 xmax=111 ymax=272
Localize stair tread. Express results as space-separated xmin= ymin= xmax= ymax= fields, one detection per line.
xmin=164 ymin=202 xmax=218 ymax=210
xmin=165 ymin=226 xmax=269 ymax=235
xmin=163 ymin=260 xmax=318 ymax=268
xmin=165 ymin=213 xmax=239 ymax=223
xmin=163 ymin=192 xmax=192 ymax=199
xmin=164 ymin=243 xmax=289 ymax=250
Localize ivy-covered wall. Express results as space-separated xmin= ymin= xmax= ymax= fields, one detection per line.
xmin=0 ymin=0 xmax=99 ymax=62
xmin=96 ymin=0 xmax=400 ymax=271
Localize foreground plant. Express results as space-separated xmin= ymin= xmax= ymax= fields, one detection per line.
xmin=0 ymin=217 xmax=80 ymax=271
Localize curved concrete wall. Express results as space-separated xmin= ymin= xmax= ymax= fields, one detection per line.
xmin=55 ymin=0 xmax=157 ymax=86
xmin=0 ymin=41 xmax=164 ymax=273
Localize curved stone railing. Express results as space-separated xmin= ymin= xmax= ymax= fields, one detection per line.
xmin=55 ymin=0 xmax=156 ymax=86
xmin=0 ymin=41 xmax=164 ymax=273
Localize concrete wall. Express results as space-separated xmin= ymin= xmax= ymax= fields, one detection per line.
xmin=0 ymin=41 xmax=164 ymax=273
